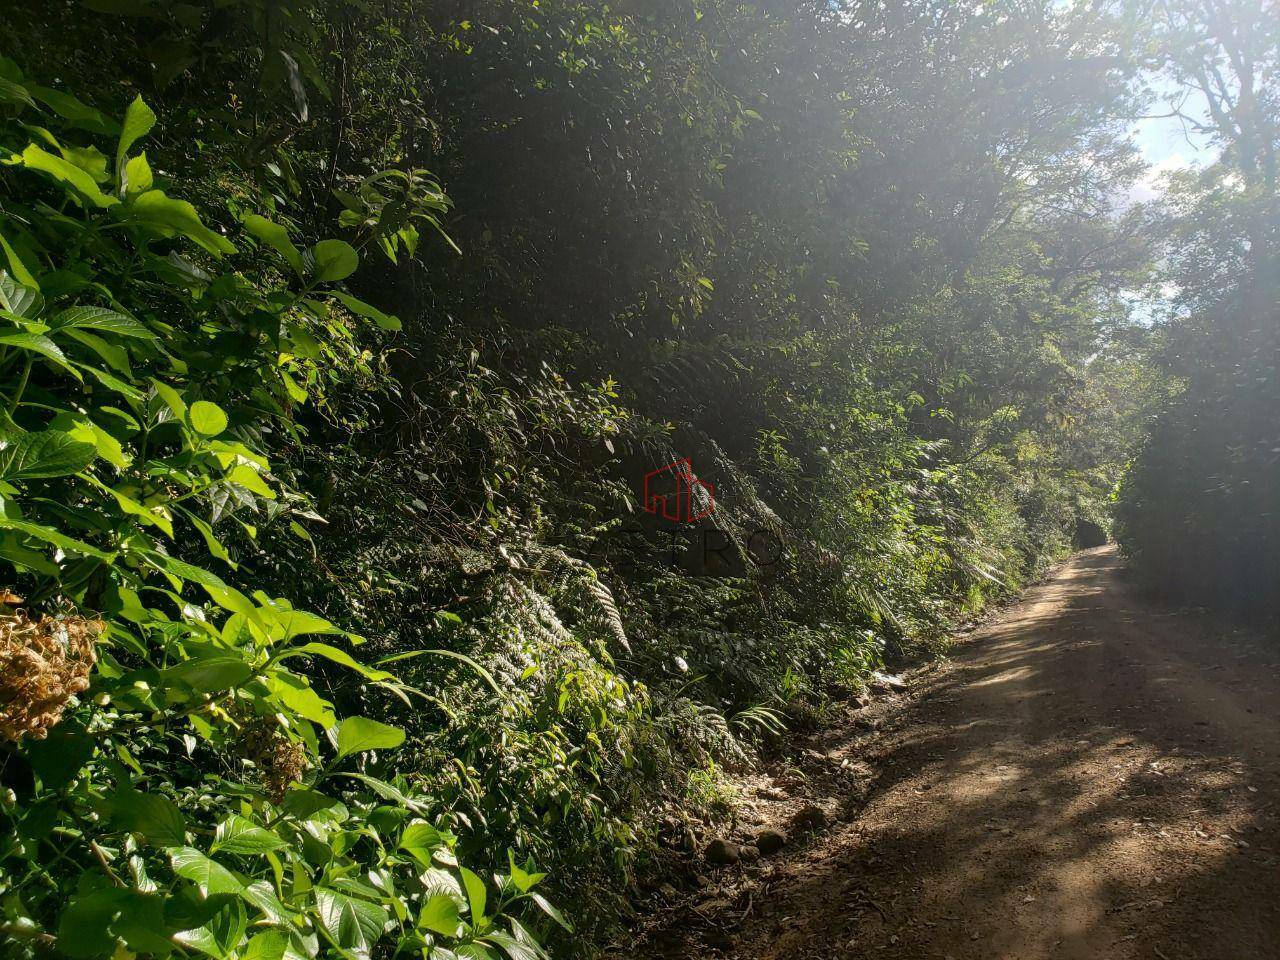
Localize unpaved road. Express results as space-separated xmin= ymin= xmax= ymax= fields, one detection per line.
xmin=638 ymin=548 xmax=1280 ymax=959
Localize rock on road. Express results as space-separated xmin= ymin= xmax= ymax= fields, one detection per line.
xmin=650 ymin=547 xmax=1280 ymax=960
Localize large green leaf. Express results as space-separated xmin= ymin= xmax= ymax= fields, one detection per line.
xmin=314 ymin=888 xmax=388 ymax=956
xmin=241 ymin=930 xmax=288 ymax=960
xmin=0 ymin=271 xmax=44 ymax=315
xmin=0 ymin=331 xmax=80 ymax=377
xmin=0 ymin=516 xmax=115 ymax=560
xmin=307 ymin=239 xmax=358 ymax=282
xmin=417 ymin=893 xmax=462 ymax=938
xmin=172 ymin=898 xmax=247 ymax=960
xmin=212 ymin=815 xmax=287 ymax=855
xmin=460 ymin=867 xmax=487 ymax=923
xmin=170 ymin=847 xmax=244 ymax=898
xmin=243 ymin=214 xmax=304 ymax=277
xmin=329 ymin=291 xmax=401 ymax=331
xmin=109 ymin=787 xmax=187 ymax=846
xmin=0 ymin=430 xmax=96 ymax=480
xmin=286 ymin=641 xmax=393 ymax=682
xmin=239 ymin=882 xmax=290 ymax=927
xmin=128 ymin=189 xmax=236 ymax=257
xmin=123 ymin=152 xmax=154 ymax=195
xmin=160 ymin=656 xmax=253 ymax=694
xmin=28 ymin=84 xmax=118 ymax=135
xmin=21 ymin=144 xmax=118 ymax=208
xmin=335 ymin=716 xmax=405 ymax=759
xmin=528 ymin=892 xmax=572 ymax=932
xmin=266 ymin=671 xmax=337 ymax=727
xmin=56 ymin=889 xmax=129 ymax=958
xmin=50 ymin=305 xmax=156 ymax=339
xmin=398 ymin=821 xmax=446 ymax=866
xmin=0 ymin=238 xmax=39 ymax=289
xmin=0 ymin=76 xmax=36 ymax=110
xmin=189 ymin=399 xmax=229 ymax=437
xmin=271 ymin=609 xmax=342 ymax=640
xmin=143 ymin=551 xmax=260 ymax=620
xmin=116 ymin=95 xmax=156 ymax=174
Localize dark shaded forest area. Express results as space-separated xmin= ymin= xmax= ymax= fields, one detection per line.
xmin=0 ymin=1 xmax=1274 ymax=958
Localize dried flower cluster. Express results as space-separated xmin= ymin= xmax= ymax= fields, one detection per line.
xmin=0 ymin=603 xmax=101 ymax=743
xmin=241 ymin=717 xmax=308 ymax=803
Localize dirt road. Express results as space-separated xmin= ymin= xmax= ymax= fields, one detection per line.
xmin=637 ymin=548 xmax=1280 ymax=960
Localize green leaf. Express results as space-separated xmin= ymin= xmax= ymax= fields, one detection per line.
xmin=529 ymin=892 xmax=572 ymax=931
xmin=151 ymin=378 xmax=187 ymax=418
xmin=399 ymin=821 xmax=445 ymax=866
xmin=189 ymin=399 xmax=229 ymax=437
xmin=243 ymin=214 xmax=304 ymax=277
xmin=50 ymin=305 xmax=156 ymax=339
xmin=64 ymin=419 xmax=131 ymax=470
xmin=308 ymin=239 xmax=359 ymax=282
xmin=226 ymin=462 xmax=276 ymax=499
xmin=170 ymin=846 xmax=244 ymax=898
xmin=314 ymin=888 xmax=388 ymax=955
xmin=173 ymin=898 xmax=247 ymax=960
xmin=28 ymin=84 xmax=118 ymax=135
xmin=0 ymin=236 xmax=39 ymax=289
xmin=0 ymin=516 xmax=114 ymax=559
xmin=128 ymin=189 xmax=236 ymax=257
xmin=62 ymin=144 xmax=110 ymax=184
xmin=0 ymin=76 xmax=36 ymax=110
xmin=21 ymin=144 xmax=118 ymax=208
xmin=81 ymin=362 xmax=145 ymax=398
xmin=123 ymin=152 xmax=153 ymax=195
xmin=24 ymin=725 xmax=94 ymax=789
xmin=289 ymin=641 xmax=393 ymax=681
xmin=94 ymin=479 xmax=172 ymax=536
xmin=160 ymin=655 xmax=253 ymax=694
xmin=0 ymin=331 xmax=80 ymax=377
xmin=56 ymin=889 xmax=128 ymax=958
xmin=483 ymin=931 xmax=541 ymax=960
xmin=379 ymin=648 xmax=503 ymax=696
xmin=418 ymin=893 xmax=462 ymax=938
xmin=143 ymin=550 xmax=260 ymax=619
xmin=242 ymin=930 xmax=288 ymax=960
xmin=113 ymin=892 xmax=172 ymax=955
xmin=212 ymin=815 xmax=287 ymax=855
xmin=0 ymin=430 xmax=96 ymax=480
xmin=64 ymin=328 xmax=132 ymax=374
xmin=335 ymin=716 xmax=404 ymax=759
xmin=0 ymin=535 xmax=59 ymax=575
xmin=0 ymin=271 xmax=42 ymax=316
xmin=117 ymin=95 xmax=156 ymax=175
xmin=266 ymin=671 xmax=336 ymax=727
xmin=329 ymin=291 xmax=401 ymax=331
xmin=460 ymin=867 xmax=487 ymax=923
xmin=109 ymin=787 xmax=187 ymax=846
xmin=239 ymin=882 xmax=290 ymax=927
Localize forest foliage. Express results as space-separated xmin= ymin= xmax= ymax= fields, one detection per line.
xmin=1115 ymin=0 xmax=1280 ymax=612
xmin=0 ymin=0 xmax=1235 ymax=957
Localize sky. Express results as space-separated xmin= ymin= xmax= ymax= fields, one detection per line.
xmin=1126 ymin=74 xmax=1216 ymax=203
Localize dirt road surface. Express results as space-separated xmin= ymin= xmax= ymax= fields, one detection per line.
xmin=635 ymin=547 xmax=1280 ymax=960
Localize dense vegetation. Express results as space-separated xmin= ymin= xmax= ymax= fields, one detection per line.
xmin=1115 ymin=0 xmax=1280 ymax=613
xmin=0 ymin=0 xmax=1239 ymax=957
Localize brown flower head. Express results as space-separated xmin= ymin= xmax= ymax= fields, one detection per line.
xmin=0 ymin=605 xmax=101 ymax=743
xmin=240 ymin=716 xmax=308 ymax=803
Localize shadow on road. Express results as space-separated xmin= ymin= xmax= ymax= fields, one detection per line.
xmin=636 ymin=549 xmax=1280 ymax=960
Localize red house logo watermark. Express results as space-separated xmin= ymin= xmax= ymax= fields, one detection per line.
xmin=643 ymin=458 xmax=715 ymax=523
